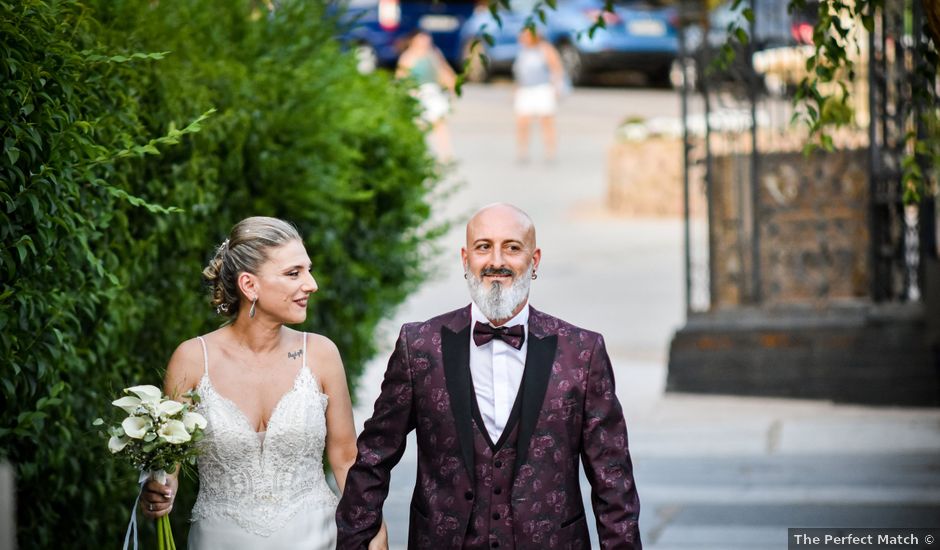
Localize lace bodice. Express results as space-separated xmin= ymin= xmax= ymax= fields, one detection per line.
xmin=190 ymin=335 xmax=338 ymax=537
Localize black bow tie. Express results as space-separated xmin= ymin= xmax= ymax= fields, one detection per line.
xmin=472 ymin=321 xmax=525 ymax=350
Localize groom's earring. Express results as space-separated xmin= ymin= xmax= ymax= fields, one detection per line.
xmin=249 ymin=298 xmax=257 ymax=318
xmin=531 ymin=270 xmax=538 ymax=280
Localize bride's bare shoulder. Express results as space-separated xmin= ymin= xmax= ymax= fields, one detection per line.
xmin=164 ymin=335 xmax=213 ymax=397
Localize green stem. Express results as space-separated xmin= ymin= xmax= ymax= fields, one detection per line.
xmin=156 ymin=514 xmax=165 ymax=550
xmin=160 ymin=515 xmax=176 ymax=550
xmin=167 ymin=516 xmax=177 ymax=550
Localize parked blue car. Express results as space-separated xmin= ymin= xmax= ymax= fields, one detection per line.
xmin=337 ymin=0 xmax=477 ymax=72
xmin=459 ymin=0 xmax=679 ymax=85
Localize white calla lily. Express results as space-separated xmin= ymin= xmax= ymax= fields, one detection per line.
xmin=158 ymin=420 xmax=192 ymax=444
xmin=108 ymin=435 xmax=130 ymax=453
xmin=182 ymin=411 xmax=208 ymax=432
xmin=126 ymin=385 xmax=163 ymax=404
xmin=112 ymin=396 xmax=141 ymax=414
xmin=157 ymin=399 xmax=185 ymax=417
xmin=122 ymin=416 xmax=152 ymax=439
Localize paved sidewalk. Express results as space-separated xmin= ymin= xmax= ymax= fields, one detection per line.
xmin=350 ymin=84 xmax=940 ymax=549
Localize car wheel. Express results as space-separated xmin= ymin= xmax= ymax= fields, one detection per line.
xmin=647 ymin=64 xmax=673 ymax=89
xmin=557 ymin=42 xmax=584 ymax=86
xmin=462 ymin=41 xmax=490 ymax=83
xmin=354 ymin=43 xmax=378 ymax=74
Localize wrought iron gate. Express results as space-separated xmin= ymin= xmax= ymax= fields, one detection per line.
xmin=676 ymin=0 xmax=938 ymax=314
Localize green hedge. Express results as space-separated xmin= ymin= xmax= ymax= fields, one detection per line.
xmin=0 ymin=0 xmax=441 ymax=547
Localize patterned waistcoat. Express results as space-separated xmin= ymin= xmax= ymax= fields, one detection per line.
xmin=463 ymin=390 xmax=523 ymax=550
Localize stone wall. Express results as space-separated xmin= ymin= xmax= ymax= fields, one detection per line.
xmin=710 ymin=149 xmax=870 ymax=307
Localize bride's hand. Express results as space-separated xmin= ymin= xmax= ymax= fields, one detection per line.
xmin=367 ymin=520 xmax=389 ymax=550
xmin=141 ymin=474 xmax=178 ymax=519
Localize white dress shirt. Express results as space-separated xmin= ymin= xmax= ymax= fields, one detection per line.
xmin=469 ymin=302 xmax=529 ymax=443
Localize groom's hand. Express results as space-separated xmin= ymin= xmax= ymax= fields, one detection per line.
xmin=141 ymin=475 xmax=178 ymax=519
xmin=367 ymin=520 xmax=389 ymax=550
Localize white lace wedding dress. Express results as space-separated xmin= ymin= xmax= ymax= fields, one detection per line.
xmin=188 ymin=335 xmax=338 ymax=549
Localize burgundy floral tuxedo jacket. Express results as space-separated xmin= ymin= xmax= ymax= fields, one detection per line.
xmin=336 ymin=305 xmax=641 ymax=549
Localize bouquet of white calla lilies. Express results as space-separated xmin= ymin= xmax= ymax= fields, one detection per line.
xmin=94 ymin=384 xmax=205 ymax=550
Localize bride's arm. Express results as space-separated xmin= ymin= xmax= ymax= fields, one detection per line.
xmin=315 ymin=334 xmax=389 ymax=549
xmin=141 ymin=338 xmax=203 ymax=519
xmin=313 ymin=334 xmax=358 ymax=493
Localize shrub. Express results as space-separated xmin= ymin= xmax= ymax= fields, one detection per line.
xmin=1 ymin=0 xmax=440 ymax=546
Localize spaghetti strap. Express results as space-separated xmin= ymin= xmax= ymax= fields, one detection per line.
xmin=302 ymin=333 xmax=308 ymax=369
xmin=196 ymin=336 xmax=209 ymax=375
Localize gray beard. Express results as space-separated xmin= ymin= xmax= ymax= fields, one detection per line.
xmin=466 ymin=263 xmax=533 ymax=322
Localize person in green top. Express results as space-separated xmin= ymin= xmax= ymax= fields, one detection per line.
xmin=396 ymin=31 xmax=458 ymax=160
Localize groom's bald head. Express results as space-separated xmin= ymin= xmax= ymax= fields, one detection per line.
xmin=465 ymin=203 xmax=537 ymax=250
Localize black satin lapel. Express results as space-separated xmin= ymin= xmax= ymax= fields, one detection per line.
xmin=441 ymin=324 xmax=475 ymax=482
xmin=514 ymin=333 xmax=558 ymax=473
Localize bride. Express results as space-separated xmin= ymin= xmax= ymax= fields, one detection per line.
xmin=139 ymin=216 xmax=386 ymax=549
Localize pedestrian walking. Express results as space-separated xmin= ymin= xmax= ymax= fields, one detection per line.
xmin=397 ymin=30 xmax=457 ymax=161
xmin=513 ymin=28 xmax=566 ymax=163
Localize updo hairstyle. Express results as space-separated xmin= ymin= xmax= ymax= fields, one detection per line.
xmin=203 ymin=216 xmax=301 ymax=317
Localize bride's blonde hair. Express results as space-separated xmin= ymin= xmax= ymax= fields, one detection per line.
xmin=203 ymin=217 xmax=301 ymax=318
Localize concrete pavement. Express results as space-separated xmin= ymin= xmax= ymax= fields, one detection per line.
xmin=350 ymin=83 xmax=940 ymax=549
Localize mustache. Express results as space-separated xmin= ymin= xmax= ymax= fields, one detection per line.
xmin=480 ymin=267 xmax=514 ymax=277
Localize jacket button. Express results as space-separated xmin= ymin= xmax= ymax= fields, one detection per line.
xmin=493 ymin=487 xmax=502 ymax=495
xmin=492 ymin=512 xmax=501 ymax=520
xmin=491 ymin=542 xmax=499 ymax=548
xmin=494 ymin=460 xmax=502 ymax=468
xmin=465 ymin=491 xmax=474 ymax=500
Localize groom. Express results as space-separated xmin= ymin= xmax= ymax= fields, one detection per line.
xmin=336 ymin=203 xmax=641 ymax=549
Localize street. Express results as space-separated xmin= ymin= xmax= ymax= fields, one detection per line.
xmin=351 ymin=83 xmax=940 ymax=549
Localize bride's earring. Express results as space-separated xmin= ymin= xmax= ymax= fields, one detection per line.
xmin=531 ymin=270 xmax=538 ymax=280
xmin=249 ymin=298 xmax=257 ymax=318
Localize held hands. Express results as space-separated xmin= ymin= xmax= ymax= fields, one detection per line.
xmin=367 ymin=520 xmax=389 ymax=550
xmin=141 ymin=474 xmax=178 ymax=519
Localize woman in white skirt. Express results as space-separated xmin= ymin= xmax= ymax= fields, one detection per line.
xmin=397 ymin=31 xmax=457 ymax=160
xmin=513 ymin=28 xmax=566 ymax=162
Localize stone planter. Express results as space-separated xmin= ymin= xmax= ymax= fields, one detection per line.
xmin=607 ymin=137 xmax=684 ymax=217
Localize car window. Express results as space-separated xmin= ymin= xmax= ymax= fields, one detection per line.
xmin=509 ymin=0 xmax=540 ymax=13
